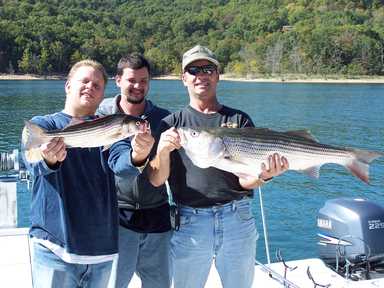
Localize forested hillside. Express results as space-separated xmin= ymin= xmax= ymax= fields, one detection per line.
xmin=1 ymin=0 xmax=383 ymax=76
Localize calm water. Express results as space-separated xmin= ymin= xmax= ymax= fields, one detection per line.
xmin=0 ymin=79 xmax=383 ymax=263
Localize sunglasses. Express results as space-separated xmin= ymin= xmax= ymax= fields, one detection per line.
xmin=185 ymin=65 xmax=217 ymax=75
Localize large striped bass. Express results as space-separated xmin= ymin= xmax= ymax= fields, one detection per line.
xmin=177 ymin=127 xmax=383 ymax=184
xmin=22 ymin=114 xmax=147 ymax=163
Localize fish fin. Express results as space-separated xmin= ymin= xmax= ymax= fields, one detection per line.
xmin=286 ymin=130 xmax=318 ymax=142
xmin=301 ymin=166 xmax=321 ymax=178
xmin=240 ymin=127 xmax=318 ymax=143
xmin=21 ymin=121 xmax=46 ymax=149
xmin=23 ymin=147 xmax=43 ymax=163
xmin=346 ymin=149 xmax=383 ymax=184
xmin=351 ymin=148 xmax=383 ymax=164
xmin=243 ymin=127 xmax=270 ymax=133
xmin=234 ymin=172 xmax=255 ymax=180
xmin=215 ymin=157 xmax=260 ymax=178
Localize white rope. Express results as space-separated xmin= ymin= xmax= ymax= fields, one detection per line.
xmin=258 ymin=186 xmax=271 ymax=264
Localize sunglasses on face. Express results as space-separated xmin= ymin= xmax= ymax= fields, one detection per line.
xmin=185 ymin=65 xmax=217 ymax=76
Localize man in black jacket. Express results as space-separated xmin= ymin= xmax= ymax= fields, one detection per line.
xmin=98 ymin=53 xmax=171 ymax=288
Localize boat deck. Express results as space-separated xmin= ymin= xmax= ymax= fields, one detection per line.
xmin=1 ymin=228 xmax=384 ymax=287
xmin=0 ymin=228 xmax=32 ymax=288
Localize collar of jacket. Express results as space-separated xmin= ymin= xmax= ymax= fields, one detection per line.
xmin=113 ymin=94 xmax=155 ymax=120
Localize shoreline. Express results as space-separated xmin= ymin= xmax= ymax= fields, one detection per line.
xmin=1 ymin=73 xmax=384 ymax=83
xmin=0 ymin=74 xmax=65 ymax=80
xmin=155 ymin=74 xmax=384 ymax=83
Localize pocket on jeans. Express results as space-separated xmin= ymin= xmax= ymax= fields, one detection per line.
xmin=34 ymin=242 xmax=50 ymax=254
xmin=179 ymin=214 xmax=196 ymax=226
xmin=236 ymin=204 xmax=253 ymax=221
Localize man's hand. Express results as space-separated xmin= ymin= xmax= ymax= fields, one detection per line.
xmin=259 ymin=153 xmax=289 ymax=180
xmin=147 ymin=127 xmax=181 ymax=187
xmin=131 ymin=129 xmax=155 ymax=166
xmin=238 ymin=153 xmax=289 ymax=190
xmin=157 ymin=127 xmax=181 ymax=155
xmin=40 ymin=137 xmax=67 ymax=166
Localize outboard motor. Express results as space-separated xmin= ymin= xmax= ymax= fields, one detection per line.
xmin=317 ymin=198 xmax=384 ymax=280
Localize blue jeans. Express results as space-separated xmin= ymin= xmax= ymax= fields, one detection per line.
xmin=112 ymin=225 xmax=172 ymax=288
xmin=31 ymin=242 xmax=113 ymax=288
xmin=171 ymin=197 xmax=258 ymax=288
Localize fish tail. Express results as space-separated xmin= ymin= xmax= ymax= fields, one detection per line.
xmin=24 ymin=147 xmax=44 ymax=163
xmin=21 ymin=121 xmax=46 ymax=150
xmin=346 ymin=149 xmax=383 ymax=184
xmin=21 ymin=121 xmax=47 ymax=163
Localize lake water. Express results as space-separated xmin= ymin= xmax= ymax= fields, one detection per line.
xmin=0 ymin=79 xmax=383 ymax=263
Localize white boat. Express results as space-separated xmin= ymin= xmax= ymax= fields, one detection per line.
xmin=1 ymin=150 xmax=384 ymax=287
xmin=1 ymin=227 xmax=384 ymax=287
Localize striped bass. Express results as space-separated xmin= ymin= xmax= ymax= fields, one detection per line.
xmin=177 ymin=127 xmax=383 ymax=184
xmin=22 ymin=114 xmax=147 ymax=163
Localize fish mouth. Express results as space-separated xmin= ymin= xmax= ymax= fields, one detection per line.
xmin=177 ymin=128 xmax=187 ymax=146
xmin=137 ymin=120 xmax=150 ymax=132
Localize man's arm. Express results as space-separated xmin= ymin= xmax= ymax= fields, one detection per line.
xmin=108 ymin=127 xmax=154 ymax=175
xmin=147 ymin=127 xmax=181 ymax=187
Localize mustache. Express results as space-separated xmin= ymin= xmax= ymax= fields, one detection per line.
xmin=121 ymin=91 xmax=146 ymax=104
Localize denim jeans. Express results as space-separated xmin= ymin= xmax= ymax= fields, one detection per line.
xmin=31 ymin=242 xmax=113 ymax=288
xmin=112 ymin=225 xmax=172 ymax=288
xmin=171 ymin=197 xmax=258 ymax=288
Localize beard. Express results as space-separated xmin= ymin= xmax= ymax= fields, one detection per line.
xmin=126 ymin=95 xmax=145 ymax=104
xmin=122 ymin=90 xmax=146 ymax=104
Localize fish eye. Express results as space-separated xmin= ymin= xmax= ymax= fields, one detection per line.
xmin=190 ymin=131 xmax=199 ymax=137
xmin=135 ymin=121 xmax=141 ymax=126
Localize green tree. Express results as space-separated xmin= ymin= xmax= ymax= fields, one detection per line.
xmin=37 ymin=46 xmax=51 ymax=74
xmin=18 ymin=47 xmax=33 ymax=73
xmin=2 ymin=0 xmax=384 ymax=76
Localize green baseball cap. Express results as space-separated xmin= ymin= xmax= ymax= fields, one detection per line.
xmin=182 ymin=45 xmax=220 ymax=70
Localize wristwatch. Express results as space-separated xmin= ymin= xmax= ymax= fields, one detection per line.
xmin=259 ymin=176 xmax=273 ymax=184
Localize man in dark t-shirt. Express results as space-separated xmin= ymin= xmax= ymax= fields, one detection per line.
xmin=148 ymin=45 xmax=289 ymax=288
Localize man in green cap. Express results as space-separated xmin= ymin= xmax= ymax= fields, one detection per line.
xmin=148 ymin=45 xmax=289 ymax=288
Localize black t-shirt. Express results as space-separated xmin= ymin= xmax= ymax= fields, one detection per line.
xmin=119 ymin=203 xmax=171 ymax=233
xmin=161 ymin=105 xmax=255 ymax=208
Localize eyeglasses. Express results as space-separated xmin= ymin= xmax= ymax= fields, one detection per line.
xmin=185 ymin=65 xmax=216 ymax=75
